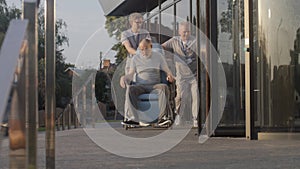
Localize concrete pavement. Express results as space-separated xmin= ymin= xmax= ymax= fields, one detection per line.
xmin=1 ymin=122 xmax=300 ymax=169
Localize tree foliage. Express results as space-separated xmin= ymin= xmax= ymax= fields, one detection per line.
xmin=37 ymin=8 xmax=69 ymax=61
xmin=95 ymin=71 xmax=109 ymax=103
xmin=0 ymin=1 xmax=73 ymax=110
xmin=37 ymin=6 xmax=72 ymax=109
xmin=219 ymin=0 xmax=244 ymax=39
xmin=111 ymin=42 xmax=127 ymax=65
xmin=0 ymin=0 xmax=21 ymax=46
xmin=104 ymin=16 xmax=128 ymax=65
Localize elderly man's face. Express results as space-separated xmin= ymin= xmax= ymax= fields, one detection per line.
xmin=178 ymin=25 xmax=191 ymax=41
xmin=139 ymin=42 xmax=152 ymax=58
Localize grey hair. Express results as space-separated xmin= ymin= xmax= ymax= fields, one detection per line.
xmin=129 ymin=12 xmax=143 ymax=24
xmin=179 ymin=21 xmax=191 ymax=30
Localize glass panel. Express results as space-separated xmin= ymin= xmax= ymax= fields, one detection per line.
xmin=199 ymin=0 xmax=207 ymax=125
xmin=254 ymin=0 xmax=300 ymax=131
xmin=252 ymin=0 xmax=260 ymax=128
xmin=199 ymin=0 xmax=206 ymax=33
xmin=147 ymin=1 xmax=175 ymax=43
xmin=191 ymin=0 xmax=197 ymax=36
xmin=176 ymin=0 xmax=191 ymax=34
xmin=161 ymin=4 xmax=175 ymax=42
xmin=217 ymin=0 xmax=245 ymax=127
xmin=148 ymin=14 xmax=160 ymax=37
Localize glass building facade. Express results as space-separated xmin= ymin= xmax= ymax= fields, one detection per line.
xmin=101 ymin=0 xmax=300 ymax=138
xmin=252 ymin=0 xmax=300 ymax=134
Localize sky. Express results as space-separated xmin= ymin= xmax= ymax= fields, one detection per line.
xmin=5 ymin=0 xmax=257 ymax=67
xmin=6 ymin=0 xmax=231 ymax=69
xmin=7 ymin=0 xmax=116 ymax=69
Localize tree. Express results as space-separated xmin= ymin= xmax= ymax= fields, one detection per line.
xmin=219 ymin=0 xmax=244 ymax=39
xmin=95 ymin=71 xmax=109 ymax=103
xmin=0 ymin=1 xmax=73 ymax=110
xmin=0 ymin=0 xmax=21 ymax=46
xmin=37 ymin=7 xmax=72 ymax=109
xmin=104 ymin=16 xmax=128 ymax=65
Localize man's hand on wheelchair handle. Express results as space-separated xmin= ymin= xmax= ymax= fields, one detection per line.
xmin=166 ymin=74 xmax=175 ymax=83
xmin=120 ymin=76 xmax=126 ymax=88
xmin=120 ymin=75 xmax=133 ymax=88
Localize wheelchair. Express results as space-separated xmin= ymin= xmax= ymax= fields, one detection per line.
xmin=122 ymin=71 xmax=175 ymax=130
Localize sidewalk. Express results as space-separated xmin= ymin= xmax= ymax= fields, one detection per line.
xmin=1 ymin=122 xmax=300 ymax=169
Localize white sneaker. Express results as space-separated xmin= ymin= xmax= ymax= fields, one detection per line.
xmin=139 ymin=121 xmax=150 ymax=127
xmin=158 ymin=119 xmax=171 ymax=126
xmin=174 ymin=115 xmax=181 ymax=125
xmin=193 ymin=119 xmax=198 ymax=128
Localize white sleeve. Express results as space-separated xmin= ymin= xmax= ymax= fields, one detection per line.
xmin=121 ymin=31 xmax=129 ymax=44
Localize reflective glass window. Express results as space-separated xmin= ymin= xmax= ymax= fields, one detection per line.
xmin=254 ymin=0 xmax=300 ymax=131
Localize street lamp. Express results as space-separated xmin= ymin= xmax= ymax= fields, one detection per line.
xmin=99 ymin=51 xmax=103 ymax=70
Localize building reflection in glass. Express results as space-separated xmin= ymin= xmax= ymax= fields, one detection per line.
xmin=254 ymin=0 xmax=300 ymax=131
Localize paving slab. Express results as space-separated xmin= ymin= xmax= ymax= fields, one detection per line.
xmin=1 ymin=122 xmax=300 ymax=169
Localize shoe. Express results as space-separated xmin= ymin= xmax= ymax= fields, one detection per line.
xmin=121 ymin=120 xmax=139 ymax=125
xmin=139 ymin=121 xmax=150 ymax=127
xmin=193 ymin=119 xmax=198 ymax=128
xmin=0 ymin=123 xmax=9 ymax=137
xmin=158 ymin=119 xmax=171 ymax=126
xmin=174 ymin=115 xmax=181 ymax=125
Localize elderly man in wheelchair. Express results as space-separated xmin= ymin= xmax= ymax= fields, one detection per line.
xmin=120 ymin=39 xmax=174 ymax=128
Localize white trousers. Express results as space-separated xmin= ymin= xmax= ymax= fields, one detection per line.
xmin=175 ymin=78 xmax=199 ymax=120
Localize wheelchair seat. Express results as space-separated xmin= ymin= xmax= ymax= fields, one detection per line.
xmin=135 ymin=70 xmax=171 ymax=124
xmin=137 ymin=93 xmax=160 ymax=123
